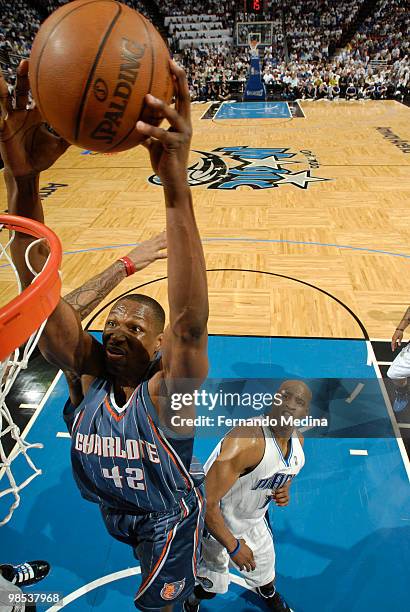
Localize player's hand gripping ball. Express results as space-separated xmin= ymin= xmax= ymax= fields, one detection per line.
xmin=29 ymin=0 xmax=174 ymax=152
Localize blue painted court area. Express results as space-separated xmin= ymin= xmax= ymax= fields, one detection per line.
xmin=214 ymin=102 xmax=291 ymax=120
xmin=2 ymin=336 xmax=410 ymax=611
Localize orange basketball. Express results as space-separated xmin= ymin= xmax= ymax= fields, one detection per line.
xmin=29 ymin=0 xmax=174 ymax=152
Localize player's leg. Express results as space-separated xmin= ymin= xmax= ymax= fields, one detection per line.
xmin=235 ymin=519 xmax=293 ymax=612
xmin=182 ymin=583 xmax=216 ymax=611
xmin=182 ymin=531 xmax=228 ymax=611
xmin=387 ymin=344 xmax=410 ymax=412
xmin=133 ymin=487 xmax=205 ymax=611
xmin=256 ymin=580 xmax=292 ymax=612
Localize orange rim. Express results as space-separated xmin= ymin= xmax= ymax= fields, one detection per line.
xmin=0 ymin=215 xmax=62 ymax=361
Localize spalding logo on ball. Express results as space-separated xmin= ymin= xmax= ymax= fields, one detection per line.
xmin=29 ymin=0 xmax=174 ymax=152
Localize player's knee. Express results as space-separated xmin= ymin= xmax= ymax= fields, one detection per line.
xmin=257 ymin=582 xmax=275 ymax=598
xmin=386 ymin=364 xmax=396 ymax=380
xmin=194 ymin=584 xmax=216 ymax=600
xmin=386 ymin=364 xmax=406 ymax=382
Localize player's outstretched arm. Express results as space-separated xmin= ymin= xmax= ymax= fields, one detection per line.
xmin=0 ymin=62 xmax=103 ymax=375
xmin=138 ymin=62 xmax=209 ymax=413
xmin=205 ymin=429 xmax=263 ymax=572
xmin=1 ymin=61 xmax=69 ymax=283
xmin=64 ymin=232 xmax=167 ymax=320
xmin=0 ymin=61 xmax=70 ymax=178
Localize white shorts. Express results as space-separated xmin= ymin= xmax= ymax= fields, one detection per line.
xmin=387 ymin=343 xmax=410 ymax=381
xmin=197 ymin=519 xmax=275 ymax=593
xmin=0 ymin=574 xmax=24 ymax=612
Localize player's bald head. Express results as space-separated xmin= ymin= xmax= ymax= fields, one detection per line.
xmin=278 ymin=380 xmax=312 ymax=403
xmin=277 ymin=380 xmax=312 ymax=417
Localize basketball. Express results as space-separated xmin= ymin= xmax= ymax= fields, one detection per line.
xmin=29 ymin=0 xmax=174 ymax=152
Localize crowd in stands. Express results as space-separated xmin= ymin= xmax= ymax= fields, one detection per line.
xmin=178 ymin=44 xmax=408 ymax=103
xmin=339 ymin=0 xmax=408 ymax=63
xmin=0 ymin=0 xmax=151 ymax=80
xmin=0 ymin=0 xmax=408 ymax=104
xmin=39 ymin=0 xmax=149 ymax=19
xmin=160 ymin=0 xmax=237 ymax=22
xmin=283 ymin=0 xmax=365 ymax=62
xmin=166 ymin=15 xmax=233 ymax=51
xmin=172 ymin=0 xmax=409 ymax=103
xmin=0 ymin=0 xmax=40 ymax=79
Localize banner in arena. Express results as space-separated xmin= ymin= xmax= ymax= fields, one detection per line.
xmin=149 ymin=146 xmax=329 ymax=190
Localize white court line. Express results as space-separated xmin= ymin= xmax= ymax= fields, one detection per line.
xmin=17 ymin=370 xmax=63 ymax=442
xmin=199 ymin=101 xmax=215 ymax=120
xmin=397 ymin=423 xmax=410 ymax=429
xmin=214 ymin=99 xmax=228 ymax=119
xmin=56 ymin=431 xmax=70 ymax=438
xmin=45 ymin=567 xmax=254 ymax=611
xmin=295 ymin=99 xmax=306 ymax=118
xmin=366 ymin=341 xmax=372 ymax=366
xmin=345 ymin=382 xmax=365 ymax=404
xmin=350 ymin=449 xmax=368 ymax=456
xmin=0 ymin=370 xmax=63 ymax=481
xmin=45 ymin=566 xmax=142 ymax=611
xmin=366 ymin=340 xmax=410 ymax=482
xmin=370 ymin=338 xmax=407 ymax=347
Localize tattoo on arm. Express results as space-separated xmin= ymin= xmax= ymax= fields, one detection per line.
xmin=64 ymin=261 xmax=126 ymax=321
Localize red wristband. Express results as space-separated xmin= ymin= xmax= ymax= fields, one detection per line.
xmin=119 ymin=256 xmax=136 ymax=277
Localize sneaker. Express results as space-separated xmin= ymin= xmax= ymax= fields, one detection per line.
xmin=262 ymin=590 xmax=293 ymax=612
xmin=0 ymin=560 xmax=50 ymax=587
xmin=393 ymin=387 xmax=409 ymax=413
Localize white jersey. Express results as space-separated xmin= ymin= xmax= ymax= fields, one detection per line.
xmin=204 ymin=426 xmax=305 ymax=535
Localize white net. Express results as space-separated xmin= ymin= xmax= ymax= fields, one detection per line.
xmin=0 ymin=225 xmax=50 ymax=526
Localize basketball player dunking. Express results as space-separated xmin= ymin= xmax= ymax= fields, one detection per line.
xmin=0 ymin=61 xmax=208 ymax=611
xmin=184 ymin=380 xmax=311 ymax=612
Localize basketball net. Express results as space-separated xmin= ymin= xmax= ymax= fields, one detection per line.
xmin=0 ymin=216 xmax=61 ymax=526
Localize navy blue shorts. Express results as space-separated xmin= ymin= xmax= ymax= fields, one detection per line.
xmin=101 ymin=486 xmax=205 ymax=610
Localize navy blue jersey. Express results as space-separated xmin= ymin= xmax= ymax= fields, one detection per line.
xmin=69 ymin=376 xmax=198 ymax=514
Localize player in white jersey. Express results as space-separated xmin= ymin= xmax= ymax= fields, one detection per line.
xmin=183 ymin=380 xmax=311 ymax=612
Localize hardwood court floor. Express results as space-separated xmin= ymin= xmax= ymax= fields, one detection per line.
xmin=1 ymin=100 xmax=410 ymax=339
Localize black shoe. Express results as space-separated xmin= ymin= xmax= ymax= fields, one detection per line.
xmin=182 ymin=598 xmax=200 ymax=612
xmin=262 ymin=590 xmax=293 ymax=611
xmin=0 ymin=560 xmax=50 ymax=587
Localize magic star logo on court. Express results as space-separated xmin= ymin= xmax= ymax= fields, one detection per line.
xmin=149 ymin=146 xmax=330 ymax=190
